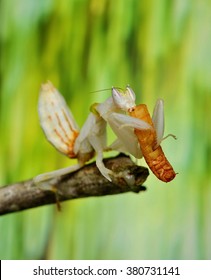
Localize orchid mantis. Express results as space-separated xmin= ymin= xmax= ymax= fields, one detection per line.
xmin=35 ymin=81 xmax=176 ymax=184
xmin=35 ymin=82 xmax=139 ymax=183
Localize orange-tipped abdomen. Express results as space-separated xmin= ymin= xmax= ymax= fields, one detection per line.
xmin=130 ymin=104 xmax=176 ymax=182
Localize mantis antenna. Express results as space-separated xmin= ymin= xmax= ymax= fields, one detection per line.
xmin=89 ymin=88 xmax=111 ymax=94
xmin=89 ymin=86 xmax=125 ymax=94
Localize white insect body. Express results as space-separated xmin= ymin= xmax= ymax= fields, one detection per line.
xmin=35 ymin=81 xmax=174 ymax=183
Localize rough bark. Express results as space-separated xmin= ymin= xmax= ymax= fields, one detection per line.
xmin=0 ymin=154 xmax=149 ymax=215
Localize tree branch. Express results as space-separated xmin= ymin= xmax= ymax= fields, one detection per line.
xmin=0 ymin=154 xmax=149 ymax=216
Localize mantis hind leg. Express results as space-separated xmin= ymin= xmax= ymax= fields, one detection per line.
xmin=95 ymin=151 xmax=113 ymax=181
xmin=33 ymin=162 xmax=83 ymax=186
xmin=88 ymin=134 xmax=113 ymax=182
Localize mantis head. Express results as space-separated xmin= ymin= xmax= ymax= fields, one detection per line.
xmin=112 ymin=86 xmax=136 ymax=112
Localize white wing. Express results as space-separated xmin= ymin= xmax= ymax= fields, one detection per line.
xmin=38 ymin=81 xmax=79 ymax=158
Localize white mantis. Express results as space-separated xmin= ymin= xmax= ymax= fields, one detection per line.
xmin=35 ymin=81 xmax=176 ymax=184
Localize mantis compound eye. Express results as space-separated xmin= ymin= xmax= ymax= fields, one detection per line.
xmin=112 ymin=86 xmax=136 ymax=111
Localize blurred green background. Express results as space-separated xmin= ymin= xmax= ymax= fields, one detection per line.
xmin=0 ymin=0 xmax=211 ymax=259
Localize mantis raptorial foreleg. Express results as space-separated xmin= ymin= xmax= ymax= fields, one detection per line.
xmin=106 ymin=113 xmax=152 ymax=158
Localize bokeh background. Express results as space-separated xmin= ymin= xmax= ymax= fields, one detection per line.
xmin=0 ymin=0 xmax=211 ymax=259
